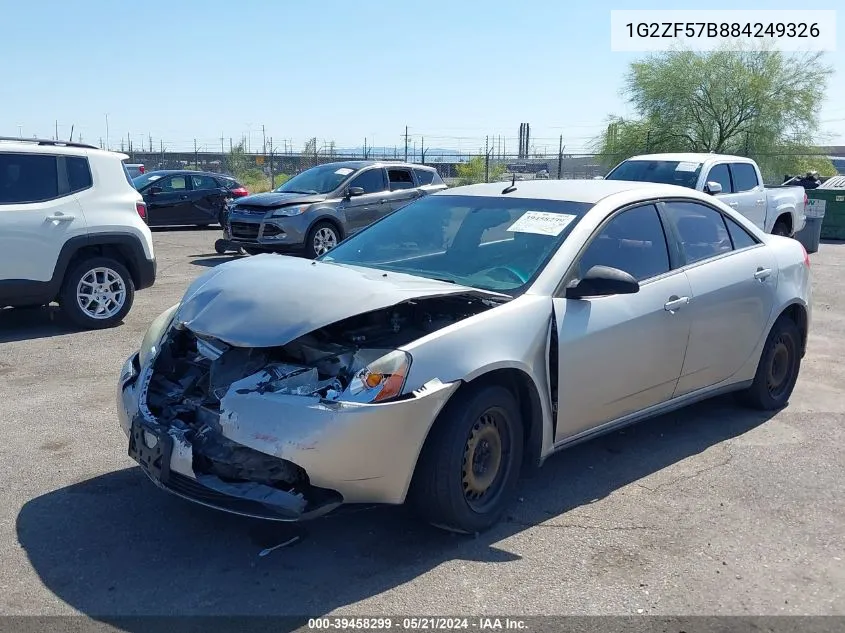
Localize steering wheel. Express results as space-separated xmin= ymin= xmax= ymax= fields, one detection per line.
xmin=476 ymin=265 xmax=529 ymax=285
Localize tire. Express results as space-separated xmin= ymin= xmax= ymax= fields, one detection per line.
xmin=772 ymin=220 xmax=790 ymax=237
xmin=304 ymin=221 xmax=340 ymax=259
xmin=214 ymin=239 xmax=228 ymax=255
xmin=737 ymin=316 xmax=801 ymax=410
xmin=409 ymin=383 xmax=524 ymax=534
xmin=59 ymin=257 xmax=135 ymax=330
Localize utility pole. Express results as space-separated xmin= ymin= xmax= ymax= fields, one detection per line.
xmin=55 ymin=120 xmax=58 ymax=140
xmin=485 ymin=135 xmax=490 ymax=183
xmin=404 ymin=126 xmax=409 ymax=162
xmin=363 ymin=137 xmax=367 ymax=159
xmin=149 ymin=134 xmax=153 ymax=152
xmin=127 ymin=132 xmax=131 ymax=155
xmin=229 ymin=137 xmax=233 ymax=152
xmin=105 ymin=114 xmax=109 ymax=150
xmin=269 ymin=136 xmax=275 ymax=188
xmin=558 ymin=135 xmax=563 ymax=179
xmin=69 ymin=125 xmax=74 ymax=142
xmin=420 ymin=137 xmax=425 ymax=163
xmin=194 ymin=139 xmax=199 ymax=169
xmin=220 ymin=134 xmax=225 ymax=156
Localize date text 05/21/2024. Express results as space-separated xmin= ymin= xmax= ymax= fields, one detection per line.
xmin=307 ymin=618 xmax=528 ymax=631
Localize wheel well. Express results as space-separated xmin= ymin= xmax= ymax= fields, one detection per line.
xmin=310 ymin=216 xmax=344 ymax=241
xmin=778 ymin=303 xmax=809 ymax=358
xmin=462 ymin=369 xmax=545 ymax=474
xmin=775 ymin=213 xmax=793 ymax=233
xmin=65 ymin=244 xmax=139 ymax=287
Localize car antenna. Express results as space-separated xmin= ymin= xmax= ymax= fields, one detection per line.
xmin=502 ymin=173 xmax=517 ymax=194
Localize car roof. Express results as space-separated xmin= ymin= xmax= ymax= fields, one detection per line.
xmin=0 ymin=138 xmax=127 ymax=160
xmin=625 ymin=152 xmax=751 ymax=163
xmin=435 ymin=179 xmax=697 ymax=204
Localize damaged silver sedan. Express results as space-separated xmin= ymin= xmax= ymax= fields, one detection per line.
xmin=118 ymin=179 xmax=812 ymax=533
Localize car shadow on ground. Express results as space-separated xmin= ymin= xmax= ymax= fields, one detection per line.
xmin=150 ymin=225 xmax=221 ymax=233
xmin=17 ymin=395 xmax=776 ymax=623
xmin=0 ymin=305 xmax=85 ymax=344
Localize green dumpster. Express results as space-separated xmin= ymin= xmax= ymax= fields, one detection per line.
xmin=808 ymin=176 xmax=845 ymax=241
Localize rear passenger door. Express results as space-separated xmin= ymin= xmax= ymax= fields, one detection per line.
xmin=414 ymin=168 xmax=447 ymax=195
xmin=384 ymin=167 xmax=422 ymax=212
xmin=0 ymin=152 xmax=88 ymax=284
xmin=728 ymin=162 xmax=767 ymax=229
xmin=144 ymin=174 xmax=192 ymax=226
xmin=660 ymin=200 xmax=777 ymax=396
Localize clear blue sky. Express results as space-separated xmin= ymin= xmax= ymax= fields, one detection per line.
xmin=1 ymin=0 xmax=843 ymax=154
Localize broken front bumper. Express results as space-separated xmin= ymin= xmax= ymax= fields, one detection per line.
xmin=117 ymin=353 xmax=459 ymax=520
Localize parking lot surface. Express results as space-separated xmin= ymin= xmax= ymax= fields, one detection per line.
xmin=1 ymin=228 xmax=843 ymax=619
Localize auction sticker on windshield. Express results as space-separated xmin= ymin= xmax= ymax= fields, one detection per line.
xmin=335 ymin=168 xmax=354 ymax=175
xmin=675 ymin=161 xmax=700 ymax=172
xmin=507 ymin=211 xmax=576 ymax=236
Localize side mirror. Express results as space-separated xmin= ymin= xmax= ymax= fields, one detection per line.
xmin=704 ymin=181 xmax=722 ymax=195
xmin=346 ymin=186 xmax=365 ymax=198
xmin=565 ymin=265 xmax=639 ymax=299
xmin=148 ymin=186 xmax=162 ymax=195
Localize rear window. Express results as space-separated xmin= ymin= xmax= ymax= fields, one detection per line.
xmin=388 ymin=168 xmax=415 ymax=190
xmin=414 ymin=169 xmax=435 ymax=185
xmin=605 ymin=159 xmax=702 ymax=189
xmin=67 ymin=156 xmax=93 ymax=192
xmin=0 ymin=153 xmax=59 ymax=204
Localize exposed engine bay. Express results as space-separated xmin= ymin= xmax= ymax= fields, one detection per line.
xmin=146 ymin=294 xmax=495 ymax=426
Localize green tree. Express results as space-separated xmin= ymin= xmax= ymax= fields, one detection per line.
xmin=593 ymin=45 xmax=835 ymax=181
xmin=455 ymin=155 xmax=505 ymax=185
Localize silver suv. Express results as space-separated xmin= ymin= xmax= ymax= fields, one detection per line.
xmin=223 ymin=161 xmax=446 ymax=258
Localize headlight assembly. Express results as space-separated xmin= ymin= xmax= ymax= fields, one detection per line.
xmin=270 ymin=204 xmax=309 ymax=218
xmin=139 ymin=304 xmax=179 ymax=367
xmin=345 ymin=350 xmax=412 ymax=403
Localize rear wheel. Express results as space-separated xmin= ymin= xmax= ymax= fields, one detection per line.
xmin=738 ymin=316 xmax=801 ymax=410
xmin=772 ymin=220 xmax=790 ymax=237
xmin=59 ymin=257 xmax=135 ymax=329
xmin=409 ymin=383 xmax=523 ymax=534
xmin=214 ymin=239 xmax=229 ymax=255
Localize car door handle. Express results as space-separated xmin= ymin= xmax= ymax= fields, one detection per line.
xmin=754 ymin=267 xmax=772 ymax=281
xmin=180 ymin=195 xmax=189 ymax=200
xmin=728 ymin=202 xmax=739 ymax=207
xmin=47 ymin=212 xmax=75 ymax=222
xmin=379 ymin=199 xmax=387 ymax=204
xmin=756 ymin=199 xmax=765 ymax=205
xmin=664 ymin=296 xmax=690 ymax=312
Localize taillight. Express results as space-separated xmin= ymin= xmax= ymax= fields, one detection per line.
xmin=231 ymin=187 xmax=249 ymax=197
xmin=139 ymin=166 xmax=145 ymax=174
xmin=801 ymin=243 xmax=811 ymax=268
xmin=136 ymin=202 xmax=147 ymax=220
xmin=804 ymin=192 xmax=808 ymax=207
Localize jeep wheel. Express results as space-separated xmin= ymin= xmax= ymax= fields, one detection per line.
xmin=59 ymin=257 xmax=135 ymax=329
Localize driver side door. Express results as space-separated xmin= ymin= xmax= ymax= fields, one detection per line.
xmin=552 ymin=203 xmax=693 ymax=443
xmin=340 ymin=167 xmax=389 ymax=234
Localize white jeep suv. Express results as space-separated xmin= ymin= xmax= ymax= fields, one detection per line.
xmin=0 ymin=137 xmax=156 ymax=328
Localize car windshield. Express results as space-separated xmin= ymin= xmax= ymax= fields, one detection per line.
xmin=319 ymin=194 xmax=592 ymax=295
xmin=132 ymin=173 xmax=164 ymax=189
xmin=274 ymin=163 xmax=357 ymax=194
xmin=605 ymin=159 xmax=702 ymax=188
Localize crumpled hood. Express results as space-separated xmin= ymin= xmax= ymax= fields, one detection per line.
xmin=174 ymin=255 xmax=501 ymax=348
xmin=231 ymin=191 xmax=327 ymax=208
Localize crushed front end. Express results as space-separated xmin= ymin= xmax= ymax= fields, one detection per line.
xmin=117 ymin=295 xmax=492 ymax=520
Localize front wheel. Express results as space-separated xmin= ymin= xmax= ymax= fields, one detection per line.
xmin=59 ymin=257 xmax=135 ymax=329
xmin=409 ymin=383 xmax=524 ymax=534
xmin=772 ymin=220 xmax=790 ymax=237
xmin=305 ymin=221 xmax=340 ymax=259
xmin=737 ymin=316 xmax=801 ymax=410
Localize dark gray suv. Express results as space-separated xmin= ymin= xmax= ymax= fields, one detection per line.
xmin=223 ymin=161 xmax=446 ymax=258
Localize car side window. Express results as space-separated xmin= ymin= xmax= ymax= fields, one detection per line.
xmin=349 ymin=169 xmax=386 ymax=194
xmin=729 ymin=163 xmax=759 ymax=192
xmin=160 ymin=175 xmax=188 ymax=192
xmin=414 ymin=168 xmax=435 ymax=185
xmin=577 ymin=204 xmax=671 ymax=282
xmin=191 ymin=175 xmax=218 ymax=190
xmin=0 ymin=153 xmax=59 ymax=204
xmin=724 ymin=215 xmax=759 ymax=250
xmin=67 ymin=156 xmax=93 ymax=193
xmin=388 ymin=168 xmax=415 ymax=190
xmin=663 ymin=201 xmax=733 ymax=265
xmin=705 ymin=164 xmax=732 ymax=193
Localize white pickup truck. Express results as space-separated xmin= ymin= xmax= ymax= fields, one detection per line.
xmin=604 ymin=153 xmax=807 ymax=237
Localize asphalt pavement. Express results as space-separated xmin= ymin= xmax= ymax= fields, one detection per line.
xmin=0 ymin=228 xmax=843 ymax=622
